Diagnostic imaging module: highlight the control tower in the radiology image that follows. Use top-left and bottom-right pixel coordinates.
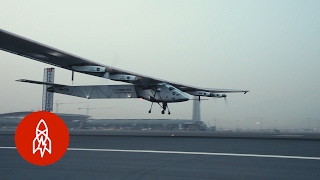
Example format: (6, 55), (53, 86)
(192, 98), (201, 121)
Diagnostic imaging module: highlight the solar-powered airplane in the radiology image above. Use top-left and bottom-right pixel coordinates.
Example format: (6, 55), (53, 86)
(0, 29), (249, 114)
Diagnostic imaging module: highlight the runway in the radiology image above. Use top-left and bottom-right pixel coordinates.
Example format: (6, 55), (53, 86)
(1, 133), (320, 179)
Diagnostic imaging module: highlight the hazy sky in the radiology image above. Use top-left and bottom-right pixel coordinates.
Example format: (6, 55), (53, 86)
(1, 0), (320, 130)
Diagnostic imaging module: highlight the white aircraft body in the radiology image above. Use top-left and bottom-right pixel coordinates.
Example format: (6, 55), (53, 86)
(0, 29), (249, 114)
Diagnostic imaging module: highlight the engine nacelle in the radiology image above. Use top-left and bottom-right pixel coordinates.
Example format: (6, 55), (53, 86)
(109, 74), (138, 81)
(187, 91), (211, 96)
(72, 66), (106, 72)
(187, 91), (226, 98)
(210, 93), (227, 98)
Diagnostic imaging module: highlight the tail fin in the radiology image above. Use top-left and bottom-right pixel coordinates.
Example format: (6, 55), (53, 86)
(42, 68), (55, 111)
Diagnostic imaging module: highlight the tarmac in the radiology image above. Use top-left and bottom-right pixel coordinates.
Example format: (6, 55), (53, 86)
(1, 130), (320, 179)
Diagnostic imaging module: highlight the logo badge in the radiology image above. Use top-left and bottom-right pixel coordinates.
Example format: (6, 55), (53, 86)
(33, 119), (52, 158)
(15, 111), (69, 166)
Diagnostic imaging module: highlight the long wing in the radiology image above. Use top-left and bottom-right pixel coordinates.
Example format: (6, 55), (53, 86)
(0, 29), (248, 94)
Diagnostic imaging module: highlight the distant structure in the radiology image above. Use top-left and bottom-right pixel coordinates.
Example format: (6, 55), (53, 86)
(191, 98), (216, 131)
(0, 111), (89, 129)
(83, 119), (207, 131)
(0, 111), (207, 131)
(0, 97), (208, 131)
(192, 98), (201, 121)
(42, 68), (55, 112)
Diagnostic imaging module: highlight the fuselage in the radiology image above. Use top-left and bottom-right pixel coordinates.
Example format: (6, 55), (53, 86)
(136, 83), (189, 103)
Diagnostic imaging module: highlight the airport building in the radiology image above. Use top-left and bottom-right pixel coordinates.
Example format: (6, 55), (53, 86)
(83, 119), (207, 131)
(0, 111), (207, 131)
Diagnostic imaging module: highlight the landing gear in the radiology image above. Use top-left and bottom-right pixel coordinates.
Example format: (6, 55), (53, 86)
(148, 101), (171, 115)
(148, 102), (154, 113)
(148, 89), (157, 113)
(161, 102), (171, 115)
(147, 87), (171, 115)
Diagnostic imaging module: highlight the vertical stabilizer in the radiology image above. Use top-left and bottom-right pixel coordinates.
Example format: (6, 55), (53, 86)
(42, 68), (55, 111)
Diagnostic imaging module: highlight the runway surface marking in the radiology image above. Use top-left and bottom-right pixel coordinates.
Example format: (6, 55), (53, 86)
(2, 146), (320, 161)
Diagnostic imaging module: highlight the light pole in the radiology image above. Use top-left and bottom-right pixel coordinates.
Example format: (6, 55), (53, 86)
(261, 118), (263, 131)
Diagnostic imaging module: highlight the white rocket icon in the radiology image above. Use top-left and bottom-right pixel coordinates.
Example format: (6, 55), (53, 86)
(33, 119), (51, 158)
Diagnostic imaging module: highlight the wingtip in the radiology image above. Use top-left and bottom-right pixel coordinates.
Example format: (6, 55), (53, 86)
(16, 79), (26, 82)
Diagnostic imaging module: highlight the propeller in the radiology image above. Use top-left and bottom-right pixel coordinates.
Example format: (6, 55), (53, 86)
(211, 93), (227, 105)
(223, 94), (228, 105)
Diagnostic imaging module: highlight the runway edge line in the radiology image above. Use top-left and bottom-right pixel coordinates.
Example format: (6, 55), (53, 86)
(2, 146), (319, 160)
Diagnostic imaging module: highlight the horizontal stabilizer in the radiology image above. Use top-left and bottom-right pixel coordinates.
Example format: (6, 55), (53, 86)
(16, 79), (65, 86)
(16, 79), (137, 99)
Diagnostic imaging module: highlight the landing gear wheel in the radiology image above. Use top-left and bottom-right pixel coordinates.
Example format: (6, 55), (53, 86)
(168, 112), (171, 115)
(148, 110), (151, 113)
(161, 110), (165, 114)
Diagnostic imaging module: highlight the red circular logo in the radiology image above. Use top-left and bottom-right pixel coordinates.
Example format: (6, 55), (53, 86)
(15, 111), (69, 166)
